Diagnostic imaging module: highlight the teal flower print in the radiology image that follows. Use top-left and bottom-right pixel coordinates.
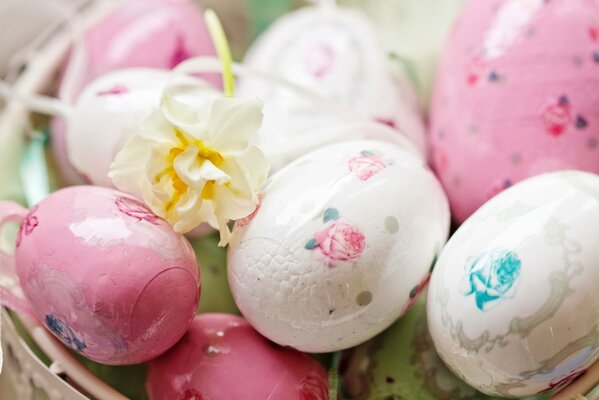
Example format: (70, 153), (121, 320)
(462, 248), (521, 311)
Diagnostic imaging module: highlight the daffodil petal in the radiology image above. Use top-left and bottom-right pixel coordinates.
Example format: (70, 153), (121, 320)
(207, 98), (264, 155)
(234, 145), (270, 191)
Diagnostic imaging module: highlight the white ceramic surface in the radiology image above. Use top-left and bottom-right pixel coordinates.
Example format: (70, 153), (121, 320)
(238, 6), (427, 171)
(427, 170), (599, 397)
(228, 139), (449, 353)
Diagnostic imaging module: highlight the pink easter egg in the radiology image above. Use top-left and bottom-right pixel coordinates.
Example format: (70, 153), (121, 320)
(51, 0), (217, 184)
(146, 314), (329, 400)
(429, 0), (599, 223)
(14, 186), (200, 365)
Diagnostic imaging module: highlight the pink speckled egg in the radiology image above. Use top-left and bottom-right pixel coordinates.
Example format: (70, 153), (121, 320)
(52, 0), (217, 184)
(429, 0), (599, 223)
(14, 186), (200, 365)
(146, 314), (329, 400)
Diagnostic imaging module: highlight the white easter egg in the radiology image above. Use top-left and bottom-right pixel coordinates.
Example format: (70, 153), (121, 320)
(66, 68), (220, 186)
(228, 139), (449, 353)
(238, 6), (426, 171)
(427, 171), (599, 397)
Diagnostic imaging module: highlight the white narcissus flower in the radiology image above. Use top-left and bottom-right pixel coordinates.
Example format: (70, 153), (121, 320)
(108, 93), (269, 246)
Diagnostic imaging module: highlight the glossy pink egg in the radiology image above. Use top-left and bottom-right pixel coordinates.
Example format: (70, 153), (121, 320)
(146, 314), (329, 400)
(15, 186), (200, 365)
(429, 0), (599, 223)
(51, 0), (217, 184)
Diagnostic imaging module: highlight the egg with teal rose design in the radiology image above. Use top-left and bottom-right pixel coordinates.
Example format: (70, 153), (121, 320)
(228, 138), (449, 353)
(427, 170), (599, 397)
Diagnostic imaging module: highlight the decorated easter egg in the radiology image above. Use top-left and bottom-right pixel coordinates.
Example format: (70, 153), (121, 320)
(237, 5), (427, 168)
(429, 0), (599, 223)
(64, 68), (220, 187)
(146, 314), (329, 400)
(228, 139), (449, 353)
(341, 294), (548, 400)
(14, 186), (200, 365)
(427, 171), (599, 397)
(52, 0), (216, 184)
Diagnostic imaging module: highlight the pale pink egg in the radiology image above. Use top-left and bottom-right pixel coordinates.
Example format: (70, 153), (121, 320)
(14, 186), (200, 365)
(146, 314), (329, 400)
(51, 0), (217, 184)
(429, 0), (599, 223)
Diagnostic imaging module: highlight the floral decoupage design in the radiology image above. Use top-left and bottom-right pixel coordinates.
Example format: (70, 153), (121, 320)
(347, 150), (391, 181)
(16, 205), (39, 248)
(305, 208), (365, 266)
(462, 248), (522, 311)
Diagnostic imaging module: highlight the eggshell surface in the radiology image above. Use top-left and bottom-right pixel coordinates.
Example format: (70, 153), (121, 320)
(427, 171), (599, 397)
(65, 69), (220, 187)
(146, 314), (329, 400)
(52, 0), (216, 184)
(228, 140), (449, 353)
(238, 6), (427, 168)
(14, 186), (200, 365)
(430, 0), (599, 223)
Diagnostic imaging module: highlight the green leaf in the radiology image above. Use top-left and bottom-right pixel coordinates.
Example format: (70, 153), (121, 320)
(305, 238), (318, 250)
(323, 208), (339, 222)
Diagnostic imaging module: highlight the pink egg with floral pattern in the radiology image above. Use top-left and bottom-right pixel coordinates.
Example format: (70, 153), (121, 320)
(146, 314), (329, 400)
(228, 139), (449, 352)
(430, 0), (599, 223)
(13, 186), (200, 365)
(51, 0), (217, 184)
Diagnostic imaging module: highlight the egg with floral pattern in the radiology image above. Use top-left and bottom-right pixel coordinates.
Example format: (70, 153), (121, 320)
(14, 186), (200, 365)
(429, 0), (599, 223)
(64, 68), (220, 187)
(146, 314), (328, 400)
(228, 139), (449, 352)
(427, 171), (599, 397)
(238, 5), (426, 172)
(51, 0), (216, 184)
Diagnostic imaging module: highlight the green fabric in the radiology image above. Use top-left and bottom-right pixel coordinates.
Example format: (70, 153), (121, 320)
(193, 233), (240, 315)
(248, 0), (295, 38)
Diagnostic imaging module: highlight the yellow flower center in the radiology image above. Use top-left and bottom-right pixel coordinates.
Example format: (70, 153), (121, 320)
(154, 128), (225, 212)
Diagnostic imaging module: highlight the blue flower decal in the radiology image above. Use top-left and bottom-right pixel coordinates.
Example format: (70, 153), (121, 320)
(462, 248), (521, 311)
(45, 314), (87, 353)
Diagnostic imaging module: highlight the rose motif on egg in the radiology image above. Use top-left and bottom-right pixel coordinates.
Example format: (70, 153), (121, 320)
(16, 206), (39, 248)
(461, 248), (521, 311)
(299, 374), (329, 400)
(305, 208), (365, 265)
(115, 196), (161, 225)
(347, 150), (389, 181)
(45, 314), (87, 353)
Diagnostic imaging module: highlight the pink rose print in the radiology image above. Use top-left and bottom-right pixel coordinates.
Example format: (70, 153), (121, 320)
(589, 25), (599, 43)
(542, 96), (571, 137)
(16, 206), (39, 248)
(179, 389), (206, 400)
(115, 196), (161, 225)
(305, 44), (335, 79)
(299, 375), (329, 400)
(466, 55), (487, 86)
(538, 368), (586, 394)
(305, 208), (365, 264)
(235, 194), (263, 230)
(374, 117), (397, 130)
(348, 150), (387, 181)
(96, 84), (128, 96)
